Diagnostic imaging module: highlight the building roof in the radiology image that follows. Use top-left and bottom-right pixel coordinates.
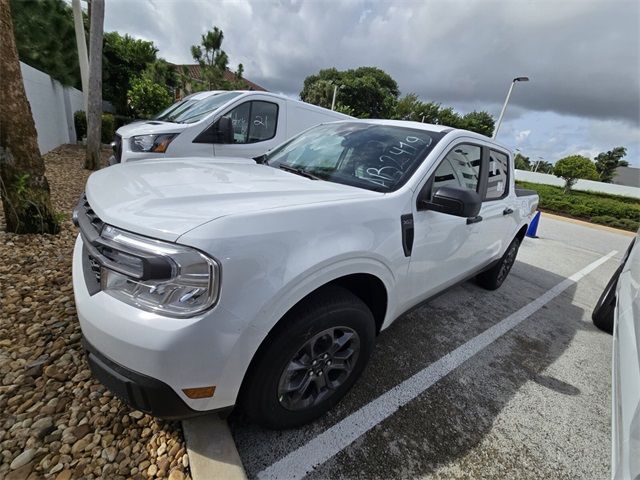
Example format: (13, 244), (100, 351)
(613, 166), (640, 187)
(173, 64), (267, 92)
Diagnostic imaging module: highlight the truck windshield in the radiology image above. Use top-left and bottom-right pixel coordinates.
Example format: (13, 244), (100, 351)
(266, 122), (443, 192)
(154, 92), (242, 124)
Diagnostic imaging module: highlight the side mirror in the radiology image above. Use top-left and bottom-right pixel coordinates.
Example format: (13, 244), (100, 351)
(192, 116), (234, 144)
(215, 116), (234, 144)
(421, 186), (482, 218)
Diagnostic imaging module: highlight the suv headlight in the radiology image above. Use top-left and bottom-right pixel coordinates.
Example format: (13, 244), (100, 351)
(130, 133), (178, 153)
(99, 225), (219, 317)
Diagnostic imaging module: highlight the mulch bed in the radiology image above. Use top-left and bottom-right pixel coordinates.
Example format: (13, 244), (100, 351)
(0, 145), (190, 480)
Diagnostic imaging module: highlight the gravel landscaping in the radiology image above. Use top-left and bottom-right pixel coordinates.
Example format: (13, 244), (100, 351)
(0, 145), (191, 480)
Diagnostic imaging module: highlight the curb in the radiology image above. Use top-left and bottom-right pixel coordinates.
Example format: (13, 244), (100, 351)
(182, 415), (247, 480)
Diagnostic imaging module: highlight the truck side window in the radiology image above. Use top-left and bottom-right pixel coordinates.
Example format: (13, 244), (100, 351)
(248, 101), (278, 142)
(221, 102), (250, 143)
(431, 144), (481, 197)
(486, 150), (509, 200)
(220, 101), (278, 144)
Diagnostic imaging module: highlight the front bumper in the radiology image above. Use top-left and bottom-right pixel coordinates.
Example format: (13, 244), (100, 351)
(84, 339), (202, 419)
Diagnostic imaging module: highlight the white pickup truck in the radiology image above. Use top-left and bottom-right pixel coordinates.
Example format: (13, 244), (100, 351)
(72, 119), (538, 428)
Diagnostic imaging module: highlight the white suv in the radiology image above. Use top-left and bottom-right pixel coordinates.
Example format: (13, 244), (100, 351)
(72, 120), (538, 428)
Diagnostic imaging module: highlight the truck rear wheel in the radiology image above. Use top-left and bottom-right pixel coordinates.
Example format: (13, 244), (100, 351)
(240, 285), (375, 429)
(476, 236), (521, 290)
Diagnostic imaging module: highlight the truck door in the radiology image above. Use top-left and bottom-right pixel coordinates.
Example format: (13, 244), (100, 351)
(404, 142), (491, 305)
(474, 148), (520, 261)
(212, 98), (286, 158)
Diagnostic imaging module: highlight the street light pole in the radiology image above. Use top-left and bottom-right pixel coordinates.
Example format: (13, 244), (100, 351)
(331, 85), (338, 111)
(493, 76), (529, 140)
(533, 156), (544, 172)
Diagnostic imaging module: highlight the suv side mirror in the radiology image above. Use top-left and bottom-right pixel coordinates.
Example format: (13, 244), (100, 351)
(421, 186), (482, 218)
(215, 116), (234, 144)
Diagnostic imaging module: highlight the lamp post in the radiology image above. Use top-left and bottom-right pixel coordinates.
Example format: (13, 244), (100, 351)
(493, 76), (529, 140)
(330, 83), (345, 111)
(533, 156), (544, 172)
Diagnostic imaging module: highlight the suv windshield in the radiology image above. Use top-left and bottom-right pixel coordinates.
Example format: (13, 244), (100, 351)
(266, 122), (443, 192)
(155, 92), (242, 124)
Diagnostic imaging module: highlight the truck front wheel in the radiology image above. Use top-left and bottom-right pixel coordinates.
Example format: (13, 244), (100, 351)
(240, 285), (376, 429)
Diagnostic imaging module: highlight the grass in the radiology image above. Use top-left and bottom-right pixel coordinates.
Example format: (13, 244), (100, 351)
(516, 181), (640, 232)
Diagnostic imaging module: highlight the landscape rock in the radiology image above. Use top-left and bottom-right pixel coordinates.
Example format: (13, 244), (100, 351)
(0, 146), (190, 480)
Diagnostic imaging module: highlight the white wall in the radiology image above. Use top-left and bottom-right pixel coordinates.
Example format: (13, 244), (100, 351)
(20, 61), (85, 154)
(515, 169), (640, 199)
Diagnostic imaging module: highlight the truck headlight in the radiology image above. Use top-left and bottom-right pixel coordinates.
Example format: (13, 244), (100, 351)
(130, 133), (178, 153)
(98, 226), (219, 317)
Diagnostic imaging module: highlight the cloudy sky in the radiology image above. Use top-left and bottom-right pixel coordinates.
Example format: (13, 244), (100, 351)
(104, 0), (640, 167)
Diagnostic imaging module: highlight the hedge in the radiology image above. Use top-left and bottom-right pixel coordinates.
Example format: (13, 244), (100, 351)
(516, 181), (640, 232)
(73, 111), (129, 144)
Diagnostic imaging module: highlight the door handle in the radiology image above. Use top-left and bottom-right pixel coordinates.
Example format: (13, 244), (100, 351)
(466, 215), (483, 225)
(503, 208), (514, 215)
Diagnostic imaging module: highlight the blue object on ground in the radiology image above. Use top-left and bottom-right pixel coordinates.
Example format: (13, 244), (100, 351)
(526, 211), (541, 238)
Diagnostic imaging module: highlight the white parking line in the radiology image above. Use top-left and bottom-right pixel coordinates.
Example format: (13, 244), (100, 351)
(257, 250), (618, 480)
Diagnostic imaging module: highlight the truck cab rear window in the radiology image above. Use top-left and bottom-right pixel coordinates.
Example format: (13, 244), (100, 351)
(486, 150), (509, 200)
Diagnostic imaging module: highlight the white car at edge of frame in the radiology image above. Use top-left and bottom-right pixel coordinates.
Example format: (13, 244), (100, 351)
(592, 231), (640, 480)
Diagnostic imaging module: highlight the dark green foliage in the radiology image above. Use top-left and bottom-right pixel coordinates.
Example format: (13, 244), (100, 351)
(517, 181), (640, 231)
(73, 111), (117, 143)
(103, 32), (157, 113)
(127, 77), (172, 118)
(594, 147), (629, 183)
(10, 0), (81, 87)
(101, 113), (114, 143)
(514, 153), (531, 170)
(553, 155), (599, 192)
(300, 67), (400, 118)
(74, 111), (87, 140)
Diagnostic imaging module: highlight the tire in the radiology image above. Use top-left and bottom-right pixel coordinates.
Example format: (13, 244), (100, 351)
(476, 236), (521, 291)
(240, 285), (376, 430)
(592, 268), (620, 334)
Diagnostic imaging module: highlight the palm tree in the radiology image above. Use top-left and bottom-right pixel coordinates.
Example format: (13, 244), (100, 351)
(0, 0), (59, 234)
(85, 0), (104, 170)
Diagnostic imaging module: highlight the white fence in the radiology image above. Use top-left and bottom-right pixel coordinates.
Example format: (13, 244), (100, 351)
(21, 62), (86, 155)
(515, 169), (640, 199)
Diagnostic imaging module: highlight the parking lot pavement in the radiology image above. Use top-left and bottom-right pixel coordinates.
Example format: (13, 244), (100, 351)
(229, 215), (632, 479)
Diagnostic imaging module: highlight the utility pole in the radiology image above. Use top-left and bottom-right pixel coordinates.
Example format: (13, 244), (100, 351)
(72, 0), (89, 111)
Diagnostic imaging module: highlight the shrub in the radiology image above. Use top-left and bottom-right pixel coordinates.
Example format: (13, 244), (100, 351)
(74, 110), (87, 140)
(101, 113), (115, 144)
(73, 111), (117, 144)
(127, 76), (172, 118)
(517, 180), (640, 232)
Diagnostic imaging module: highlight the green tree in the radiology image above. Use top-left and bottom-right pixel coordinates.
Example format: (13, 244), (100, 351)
(127, 76), (172, 118)
(301, 67), (399, 118)
(594, 147), (629, 183)
(393, 94), (440, 123)
(553, 155), (599, 193)
(460, 111), (494, 137)
(535, 160), (554, 174)
(102, 32), (158, 114)
(10, 0), (81, 87)
(191, 26), (229, 90)
(514, 153), (531, 170)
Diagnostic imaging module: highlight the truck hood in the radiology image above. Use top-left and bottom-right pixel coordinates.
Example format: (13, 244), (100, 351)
(116, 120), (190, 138)
(85, 158), (379, 242)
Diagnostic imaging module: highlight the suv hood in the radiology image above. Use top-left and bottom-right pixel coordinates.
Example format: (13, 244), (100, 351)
(85, 158), (379, 242)
(116, 120), (190, 138)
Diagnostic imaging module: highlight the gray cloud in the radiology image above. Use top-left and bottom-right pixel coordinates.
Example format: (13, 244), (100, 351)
(104, 0), (640, 124)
